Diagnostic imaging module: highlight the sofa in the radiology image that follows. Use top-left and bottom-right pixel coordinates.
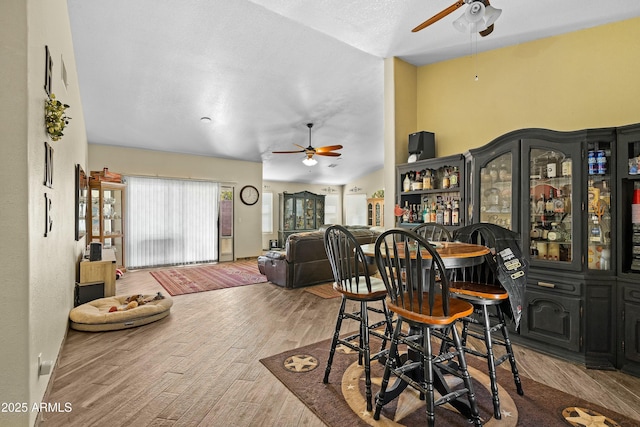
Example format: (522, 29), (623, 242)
(258, 226), (382, 289)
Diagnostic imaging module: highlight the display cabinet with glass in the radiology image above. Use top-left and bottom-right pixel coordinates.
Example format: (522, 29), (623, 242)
(395, 154), (465, 230)
(87, 180), (126, 269)
(278, 191), (325, 246)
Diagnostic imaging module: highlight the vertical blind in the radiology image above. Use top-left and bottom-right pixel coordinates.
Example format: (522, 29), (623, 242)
(125, 176), (219, 268)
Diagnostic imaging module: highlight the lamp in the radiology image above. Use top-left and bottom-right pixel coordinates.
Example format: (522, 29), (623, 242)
(453, 1), (501, 34)
(302, 156), (317, 166)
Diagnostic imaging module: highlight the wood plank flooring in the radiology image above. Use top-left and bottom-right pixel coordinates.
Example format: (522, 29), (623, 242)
(39, 267), (640, 426)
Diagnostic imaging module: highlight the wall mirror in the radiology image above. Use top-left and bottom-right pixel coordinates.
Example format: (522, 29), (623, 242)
(75, 164), (88, 241)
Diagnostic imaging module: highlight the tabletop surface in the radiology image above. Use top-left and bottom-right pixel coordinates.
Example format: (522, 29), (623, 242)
(360, 241), (490, 259)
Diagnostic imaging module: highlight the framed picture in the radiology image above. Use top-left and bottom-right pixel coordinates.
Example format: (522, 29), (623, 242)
(75, 164), (88, 241)
(44, 45), (53, 95)
(44, 141), (54, 188)
(44, 193), (53, 237)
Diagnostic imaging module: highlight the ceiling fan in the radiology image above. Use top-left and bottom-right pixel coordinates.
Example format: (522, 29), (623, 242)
(412, 0), (502, 37)
(272, 123), (343, 166)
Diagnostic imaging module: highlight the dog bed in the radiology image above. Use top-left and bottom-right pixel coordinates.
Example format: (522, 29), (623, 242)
(69, 294), (173, 332)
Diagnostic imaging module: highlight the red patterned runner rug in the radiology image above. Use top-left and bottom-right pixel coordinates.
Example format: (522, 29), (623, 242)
(150, 258), (267, 296)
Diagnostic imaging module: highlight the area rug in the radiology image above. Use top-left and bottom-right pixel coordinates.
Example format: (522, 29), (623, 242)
(150, 259), (267, 296)
(304, 283), (341, 299)
(260, 338), (639, 427)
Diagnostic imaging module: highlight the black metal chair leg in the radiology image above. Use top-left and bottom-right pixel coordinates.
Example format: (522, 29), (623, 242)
(481, 304), (501, 419)
(497, 306), (524, 396)
(324, 296), (347, 384)
(361, 300), (373, 412)
(451, 323), (483, 427)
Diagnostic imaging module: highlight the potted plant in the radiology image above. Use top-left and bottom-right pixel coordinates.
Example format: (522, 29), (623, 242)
(45, 93), (71, 141)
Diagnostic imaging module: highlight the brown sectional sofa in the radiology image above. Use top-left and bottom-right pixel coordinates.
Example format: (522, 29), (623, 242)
(257, 226), (381, 289)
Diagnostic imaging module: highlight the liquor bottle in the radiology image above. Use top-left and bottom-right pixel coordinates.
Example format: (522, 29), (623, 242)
(561, 157), (572, 177)
(408, 204), (415, 223)
(422, 204), (429, 223)
(589, 215), (602, 243)
(403, 174), (411, 192)
(412, 204), (419, 223)
(545, 188), (555, 213)
(423, 170), (432, 190)
(402, 201), (410, 223)
(547, 151), (558, 178)
(442, 168), (450, 189)
(450, 167), (459, 188)
(430, 202), (437, 223)
(435, 203), (444, 224)
(452, 200), (460, 226)
(443, 201), (452, 226)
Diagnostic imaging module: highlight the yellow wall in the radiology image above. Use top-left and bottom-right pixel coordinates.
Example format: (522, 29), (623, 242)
(416, 17), (640, 155)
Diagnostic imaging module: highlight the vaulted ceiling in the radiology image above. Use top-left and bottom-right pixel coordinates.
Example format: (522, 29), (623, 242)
(67, 0), (640, 185)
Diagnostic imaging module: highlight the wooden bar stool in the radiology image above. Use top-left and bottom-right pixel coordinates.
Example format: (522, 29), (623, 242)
(449, 224), (524, 420)
(373, 228), (482, 427)
(323, 225), (394, 412)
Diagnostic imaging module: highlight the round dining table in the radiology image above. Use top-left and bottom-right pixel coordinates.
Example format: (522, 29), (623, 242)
(360, 241), (490, 269)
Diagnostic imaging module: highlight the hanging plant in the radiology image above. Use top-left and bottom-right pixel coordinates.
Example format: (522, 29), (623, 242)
(45, 93), (71, 141)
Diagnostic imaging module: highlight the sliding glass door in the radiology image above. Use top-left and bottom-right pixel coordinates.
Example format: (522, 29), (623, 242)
(126, 176), (219, 268)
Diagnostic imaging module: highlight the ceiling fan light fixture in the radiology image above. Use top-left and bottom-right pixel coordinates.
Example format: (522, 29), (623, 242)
(484, 5), (502, 27)
(302, 157), (318, 166)
(453, 1), (488, 33)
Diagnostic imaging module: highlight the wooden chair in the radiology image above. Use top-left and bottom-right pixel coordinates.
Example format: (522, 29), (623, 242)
(372, 228), (482, 427)
(412, 222), (453, 242)
(322, 225), (394, 412)
(449, 223), (524, 420)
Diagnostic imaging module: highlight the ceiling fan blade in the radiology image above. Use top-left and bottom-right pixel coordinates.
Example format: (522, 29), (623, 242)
(412, 0), (465, 33)
(272, 149), (305, 154)
(315, 144), (343, 153)
(315, 152), (341, 157)
(479, 23), (494, 37)
(294, 143), (308, 150)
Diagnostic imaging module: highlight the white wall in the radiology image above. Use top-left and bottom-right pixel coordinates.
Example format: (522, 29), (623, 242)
(88, 145), (263, 259)
(0, 0), (88, 425)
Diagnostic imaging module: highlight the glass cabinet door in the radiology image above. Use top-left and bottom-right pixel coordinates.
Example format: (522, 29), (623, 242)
(316, 197), (325, 227)
(586, 140), (612, 271)
(479, 152), (513, 230)
(295, 197), (304, 229)
(284, 197), (294, 230)
(525, 140), (581, 271)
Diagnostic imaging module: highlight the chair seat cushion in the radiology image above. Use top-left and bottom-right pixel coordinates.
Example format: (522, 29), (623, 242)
(450, 281), (509, 301)
(333, 276), (387, 300)
(69, 294), (173, 331)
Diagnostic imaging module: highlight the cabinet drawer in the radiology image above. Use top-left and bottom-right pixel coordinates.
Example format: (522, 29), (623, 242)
(622, 284), (640, 304)
(527, 278), (582, 296)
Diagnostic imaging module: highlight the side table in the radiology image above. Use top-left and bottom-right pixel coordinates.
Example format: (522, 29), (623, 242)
(78, 248), (117, 298)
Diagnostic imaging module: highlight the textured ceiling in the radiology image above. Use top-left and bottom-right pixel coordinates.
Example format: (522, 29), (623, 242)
(67, 0), (640, 185)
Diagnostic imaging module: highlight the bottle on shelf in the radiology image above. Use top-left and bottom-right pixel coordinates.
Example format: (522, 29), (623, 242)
(430, 202), (437, 223)
(545, 188), (555, 213)
(423, 170), (432, 190)
(443, 201), (452, 226)
(435, 202), (444, 225)
(402, 201), (410, 223)
(422, 204), (429, 223)
(561, 157), (572, 177)
(442, 168), (450, 189)
(450, 167), (459, 188)
(452, 200), (460, 226)
(546, 151), (558, 178)
(403, 174), (411, 192)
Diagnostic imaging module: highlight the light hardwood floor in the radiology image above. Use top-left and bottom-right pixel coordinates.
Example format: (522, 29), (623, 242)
(40, 267), (640, 426)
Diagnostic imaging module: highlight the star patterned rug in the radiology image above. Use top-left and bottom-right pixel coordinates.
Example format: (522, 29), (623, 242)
(260, 338), (638, 426)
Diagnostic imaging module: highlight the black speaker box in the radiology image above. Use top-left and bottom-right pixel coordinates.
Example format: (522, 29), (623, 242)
(408, 131), (435, 160)
(89, 242), (102, 261)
